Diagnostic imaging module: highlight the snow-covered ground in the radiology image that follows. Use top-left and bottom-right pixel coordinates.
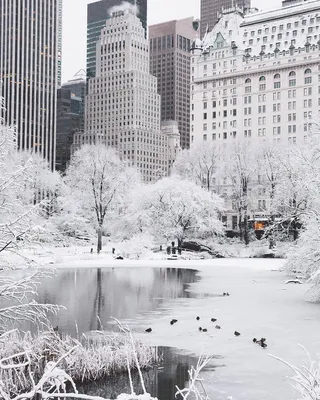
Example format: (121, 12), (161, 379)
(5, 244), (319, 400)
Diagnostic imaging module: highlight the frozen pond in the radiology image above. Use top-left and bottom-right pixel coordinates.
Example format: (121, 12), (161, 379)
(8, 260), (320, 399)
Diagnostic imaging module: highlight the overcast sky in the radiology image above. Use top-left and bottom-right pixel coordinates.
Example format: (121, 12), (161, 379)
(62, 0), (281, 83)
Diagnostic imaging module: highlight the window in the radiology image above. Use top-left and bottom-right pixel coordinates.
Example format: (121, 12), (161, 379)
(304, 87), (312, 96)
(203, 102), (207, 109)
(212, 133), (216, 140)
(304, 99), (312, 107)
(273, 103), (280, 112)
(259, 84), (266, 91)
(203, 113), (207, 120)
(212, 111), (216, 118)
(274, 81), (280, 89)
(213, 101), (216, 107)
(203, 123), (207, 131)
(203, 134), (207, 140)
(258, 105), (266, 113)
(223, 132), (227, 139)
(245, 78), (251, 83)
(288, 89), (296, 98)
(305, 76), (312, 84)
(259, 76), (266, 81)
(258, 94), (266, 102)
(305, 68), (312, 75)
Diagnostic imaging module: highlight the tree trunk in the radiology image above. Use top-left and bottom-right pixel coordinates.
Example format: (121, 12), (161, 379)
(292, 196), (298, 241)
(269, 215), (275, 250)
(238, 212), (243, 241)
(242, 175), (250, 245)
(269, 180), (276, 249)
(243, 211), (249, 246)
(97, 226), (102, 254)
(292, 218), (299, 241)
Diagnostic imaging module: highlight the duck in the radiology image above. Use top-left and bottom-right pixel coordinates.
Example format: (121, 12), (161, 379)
(202, 328), (208, 332)
(253, 337), (267, 347)
(215, 325), (221, 329)
(234, 331), (241, 336)
(170, 319), (178, 325)
(211, 318), (217, 322)
(260, 342), (268, 348)
(145, 328), (152, 333)
(53, 326), (59, 332)
(223, 292), (230, 296)
(199, 327), (202, 331)
(196, 316), (200, 320)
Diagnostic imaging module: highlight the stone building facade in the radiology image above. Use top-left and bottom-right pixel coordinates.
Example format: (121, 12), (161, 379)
(74, 10), (180, 181)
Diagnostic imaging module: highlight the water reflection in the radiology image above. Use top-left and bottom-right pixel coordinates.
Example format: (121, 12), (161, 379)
(17, 267), (199, 336)
(77, 347), (208, 400)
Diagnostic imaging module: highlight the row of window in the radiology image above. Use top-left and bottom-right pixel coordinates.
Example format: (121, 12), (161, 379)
(201, 126), (300, 142)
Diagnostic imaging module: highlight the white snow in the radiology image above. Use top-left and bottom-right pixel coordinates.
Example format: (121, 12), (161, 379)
(5, 244), (320, 399)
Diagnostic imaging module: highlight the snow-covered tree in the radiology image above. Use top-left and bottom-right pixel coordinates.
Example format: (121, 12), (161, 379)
(224, 141), (258, 245)
(284, 135), (320, 299)
(173, 141), (222, 192)
(0, 128), (61, 254)
(65, 145), (140, 252)
(272, 144), (310, 241)
(129, 176), (224, 247)
(255, 142), (284, 247)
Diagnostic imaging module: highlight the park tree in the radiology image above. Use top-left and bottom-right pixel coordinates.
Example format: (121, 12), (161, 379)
(224, 141), (257, 245)
(0, 122), (61, 254)
(255, 142), (284, 248)
(284, 134), (320, 299)
(65, 145), (140, 252)
(173, 141), (222, 192)
(272, 144), (310, 241)
(129, 176), (224, 247)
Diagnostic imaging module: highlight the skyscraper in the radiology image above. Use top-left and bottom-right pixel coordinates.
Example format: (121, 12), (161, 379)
(87, 0), (147, 80)
(149, 18), (196, 149)
(74, 10), (180, 181)
(0, 0), (62, 170)
(56, 73), (86, 173)
(200, 0), (251, 38)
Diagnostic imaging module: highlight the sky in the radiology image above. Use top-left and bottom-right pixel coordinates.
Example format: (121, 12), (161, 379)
(62, 0), (281, 83)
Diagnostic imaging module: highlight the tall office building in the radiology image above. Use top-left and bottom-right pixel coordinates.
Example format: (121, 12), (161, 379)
(149, 18), (197, 149)
(74, 10), (180, 181)
(87, 0), (147, 80)
(200, 0), (251, 38)
(56, 73), (86, 172)
(0, 0), (62, 170)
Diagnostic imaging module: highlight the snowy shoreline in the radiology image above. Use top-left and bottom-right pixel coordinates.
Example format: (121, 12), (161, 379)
(11, 243), (287, 271)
